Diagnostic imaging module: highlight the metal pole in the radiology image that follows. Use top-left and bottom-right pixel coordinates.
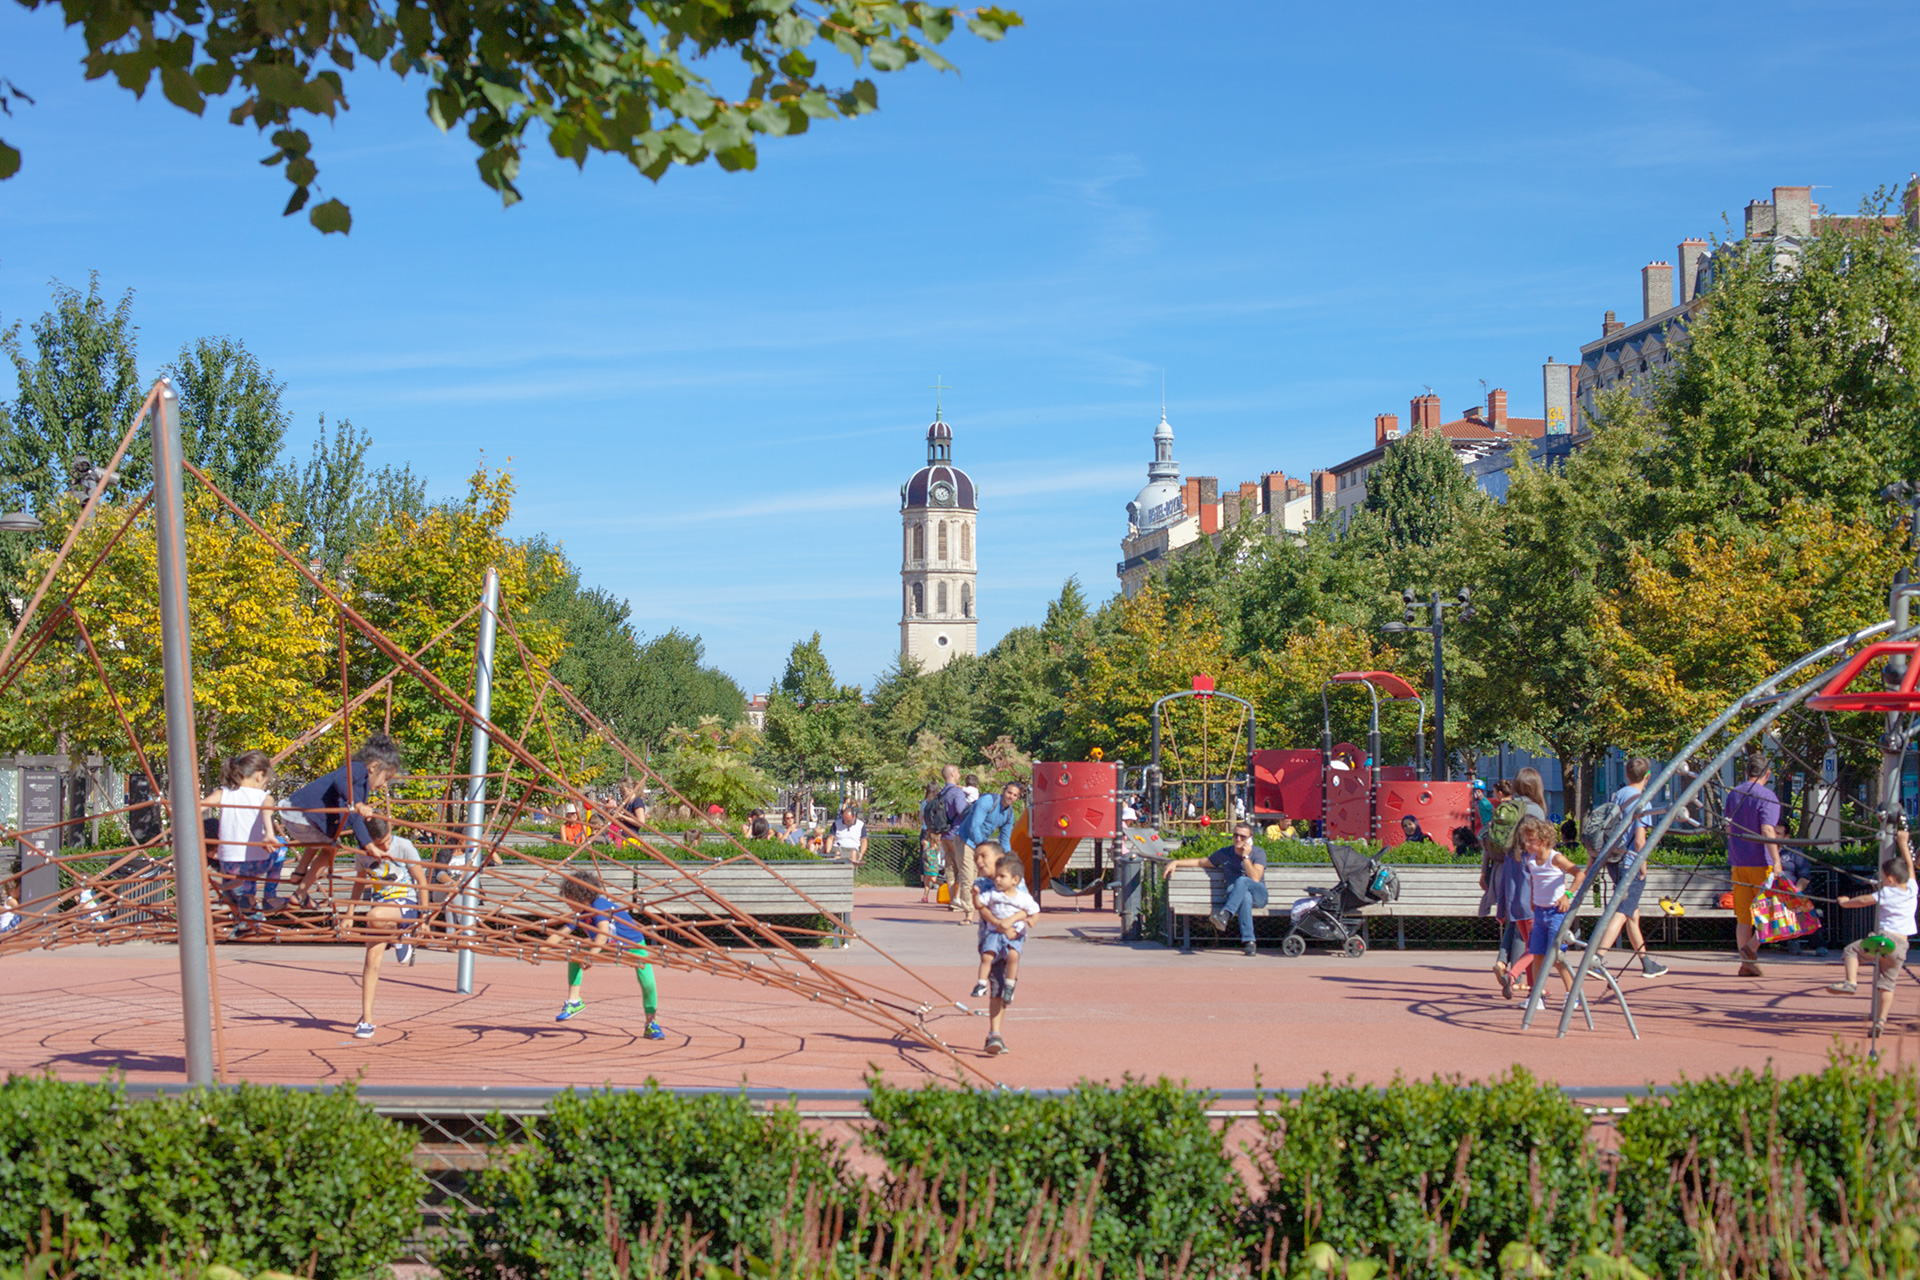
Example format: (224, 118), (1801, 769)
(456, 566), (499, 995)
(153, 378), (215, 1084)
(1431, 592), (1448, 782)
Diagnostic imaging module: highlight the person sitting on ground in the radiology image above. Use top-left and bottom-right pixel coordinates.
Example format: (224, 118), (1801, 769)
(551, 867), (664, 1039)
(1828, 828), (1916, 1034)
(285, 732), (402, 908)
(350, 816), (426, 1040)
(1165, 822), (1267, 957)
(1506, 816), (1580, 999)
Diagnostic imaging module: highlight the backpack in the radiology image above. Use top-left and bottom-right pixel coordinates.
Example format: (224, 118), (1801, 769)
(1581, 800), (1629, 864)
(1368, 860), (1400, 903)
(1486, 797), (1524, 854)
(925, 786), (963, 837)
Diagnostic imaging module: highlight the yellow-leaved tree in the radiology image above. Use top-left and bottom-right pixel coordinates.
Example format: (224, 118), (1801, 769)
(1, 491), (334, 783)
(1251, 620), (1418, 754)
(1593, 501), (1907, 781)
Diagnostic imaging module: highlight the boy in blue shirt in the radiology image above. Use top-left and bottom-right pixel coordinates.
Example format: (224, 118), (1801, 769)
(552, 868), (664, 1040)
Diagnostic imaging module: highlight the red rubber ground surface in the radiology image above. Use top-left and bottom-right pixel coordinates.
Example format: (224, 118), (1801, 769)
(0, 888), (1906, 1090)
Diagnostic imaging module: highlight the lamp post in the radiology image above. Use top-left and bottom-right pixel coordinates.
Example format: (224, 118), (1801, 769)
(1380, 587), (1476, 781)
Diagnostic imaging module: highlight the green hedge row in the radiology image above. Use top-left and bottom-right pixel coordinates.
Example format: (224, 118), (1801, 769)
(10, 1061), (1920, 1278)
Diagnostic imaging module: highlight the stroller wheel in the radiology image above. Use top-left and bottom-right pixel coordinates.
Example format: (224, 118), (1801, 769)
(1281, 933), (1307, 958)
(1344, 935), (1367, 959)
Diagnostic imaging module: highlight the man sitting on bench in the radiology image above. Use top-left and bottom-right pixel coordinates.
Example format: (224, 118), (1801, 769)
(1166, 822), (1266, 956)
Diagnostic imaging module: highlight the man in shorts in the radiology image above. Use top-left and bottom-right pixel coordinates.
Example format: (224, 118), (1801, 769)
(1725, 754), (1786, 978)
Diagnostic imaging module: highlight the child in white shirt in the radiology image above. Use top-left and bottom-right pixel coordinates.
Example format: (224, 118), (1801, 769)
(1829, 829), (1917, 1032)
(200, 751), (278, 923)
(968, 842), (1039, 1056)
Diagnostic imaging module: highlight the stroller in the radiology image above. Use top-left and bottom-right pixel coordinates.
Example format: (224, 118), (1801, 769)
(1281, 842), (1398, 958)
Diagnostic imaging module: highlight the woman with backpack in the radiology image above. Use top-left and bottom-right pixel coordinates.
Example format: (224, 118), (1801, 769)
(1479, 780), (1533, 998)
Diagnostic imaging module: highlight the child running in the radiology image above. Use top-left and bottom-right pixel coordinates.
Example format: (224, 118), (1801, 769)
(1506, 816), (1580, 998)
(285, 733), (404, 908)
(201, 751), (279, 929)
(552, 868), (665, 1040)
(968, 841), (1037, 1056)
(351, 816), (426, 1040)
(1828, 827), (1917, 1034)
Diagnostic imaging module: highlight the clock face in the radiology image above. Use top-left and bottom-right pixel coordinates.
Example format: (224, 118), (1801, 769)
(930, 480), (955, 506)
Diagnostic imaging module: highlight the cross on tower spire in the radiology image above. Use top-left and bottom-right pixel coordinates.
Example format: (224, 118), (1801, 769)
(930, 375), (952, 420)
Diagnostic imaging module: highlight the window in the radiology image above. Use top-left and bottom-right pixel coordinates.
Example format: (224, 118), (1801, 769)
(961, 583), (972, 617)
(938, 521), (948, 561)
(911, 582), (923, 615)
(960, 522), (971, 562)
(937, 581), (948, 615)
(912, 524), (924, 561)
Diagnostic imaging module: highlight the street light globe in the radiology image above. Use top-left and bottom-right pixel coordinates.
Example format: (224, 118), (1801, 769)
(0, 512), (43, 532)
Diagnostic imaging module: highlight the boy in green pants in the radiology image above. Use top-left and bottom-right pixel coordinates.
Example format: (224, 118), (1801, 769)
(553, 868), (665, 1039)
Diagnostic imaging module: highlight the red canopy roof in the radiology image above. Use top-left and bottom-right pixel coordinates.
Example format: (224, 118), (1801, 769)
(1331, 670), (1421, 700)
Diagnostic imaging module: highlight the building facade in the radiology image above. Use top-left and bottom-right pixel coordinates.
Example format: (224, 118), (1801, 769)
(899, 413), (978, 671)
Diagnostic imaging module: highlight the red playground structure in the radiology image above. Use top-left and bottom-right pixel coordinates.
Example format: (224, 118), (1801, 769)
(1026, 760), (1125, 910)
(1249, 671), (1473, 848)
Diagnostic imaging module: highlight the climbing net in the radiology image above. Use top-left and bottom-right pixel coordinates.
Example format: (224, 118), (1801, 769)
(0, 382), (986, 1082)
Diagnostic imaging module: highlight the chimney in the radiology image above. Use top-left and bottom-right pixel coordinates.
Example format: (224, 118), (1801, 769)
(1312, 470), (1335, 521)
(1905, 175), (1919, 234)
(1196, 477), (1219, 534)
(1409, 393), (1441, 433)
(1641, 261), (1673, 319)
(1221, 490), (1241, 528)
(1463, 404), (1485, 424)
(1487, 387), (1508, 429)
(1261, 470), (1287, 513)
(1773, 186), (1813, 238)
(1602, 309), (1624, 337)
(1677, 239), (1708, 303)
(1239, 480), (1259, 518)
(1745, 198), (1775, 240)
(1543, 359), (1576, 436)
(1374, 413), (1400, 446)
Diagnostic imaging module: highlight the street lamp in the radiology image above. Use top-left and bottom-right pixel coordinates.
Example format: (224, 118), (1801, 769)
(0, 512), (42, 532)
(1380, 586), (1476, 781)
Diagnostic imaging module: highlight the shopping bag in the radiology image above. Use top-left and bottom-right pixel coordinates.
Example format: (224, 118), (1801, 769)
(1751, 875), (1820, 944)
(937, 883), (951, 905)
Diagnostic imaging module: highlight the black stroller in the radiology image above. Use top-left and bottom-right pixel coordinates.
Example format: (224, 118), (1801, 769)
(1281, 842), (1398, 958)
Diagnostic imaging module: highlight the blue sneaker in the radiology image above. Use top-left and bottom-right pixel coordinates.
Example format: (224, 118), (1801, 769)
(555, 999), (586, 1022)
(644, 1020), (666, 1040)
(393, 943), (413, 966)
(352, 1021), (376, 1039)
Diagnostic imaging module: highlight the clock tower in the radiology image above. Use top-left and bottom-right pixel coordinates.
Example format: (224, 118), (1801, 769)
(899, 409), (978, 671)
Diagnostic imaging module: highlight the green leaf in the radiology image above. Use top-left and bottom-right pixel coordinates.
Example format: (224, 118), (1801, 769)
(0, 139), (17, 180)
(770, 12), (816, 48)
(867, 38), (909, 72)
(308, 198), (351, 234)
(281, 185), (310, 216)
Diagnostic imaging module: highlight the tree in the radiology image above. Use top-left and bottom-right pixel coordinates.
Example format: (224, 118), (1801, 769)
(1062, 589), (1248, 768)
(1252, 620), (1414, 753)
(1648, 206), (1920, 534)
(761, 633), (871, 793)
(0, 490), (334, 781)
(164, 335), (293, 514)
(865, 726), (955, 815)
(1234, 521), (1391, 657)
(661, 716), (774, 816)
(1365, 425), (1486, 551)
(7, 0), (1021, 232)
(0, 274), (148, 512)
(278, 415), (428, 577)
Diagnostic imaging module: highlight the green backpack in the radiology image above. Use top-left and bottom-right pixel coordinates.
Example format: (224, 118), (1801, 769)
(1486, 797), (1525, 854)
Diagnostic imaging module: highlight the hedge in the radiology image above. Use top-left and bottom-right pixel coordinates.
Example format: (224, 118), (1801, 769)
(0, 1077), (420, 1279)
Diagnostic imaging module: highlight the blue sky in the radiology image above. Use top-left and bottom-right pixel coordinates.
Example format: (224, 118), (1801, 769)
(4, 1), (1919, 694)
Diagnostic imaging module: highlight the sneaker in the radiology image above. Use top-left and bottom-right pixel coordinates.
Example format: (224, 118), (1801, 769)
(1640, 960), (1669, 979)
(555, 999), (586, 1022)
(971, 980), (990, 998)
(999, 979), (1017, 1004)
(1828, 981), (1858, 995)
(393, 943), (414, 966)
(1242, 942), (1258, 957)
(1495, 962), (1514, 1000)
(1209, 909), (1233, 932)
(644, 1021), (666, 1040)
(985, 1034), (1008, 1056)
(352, 1021), (376, 1039)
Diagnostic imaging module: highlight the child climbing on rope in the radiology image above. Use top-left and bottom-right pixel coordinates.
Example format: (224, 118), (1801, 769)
(552, 867), (665, 1040)
(351, 816), (426, 1040)
(200, 750), (279, 927)
(1828, 827), (1916, 1035)
(1506, 816), (1580, 999)
(284, 732), (404, 908)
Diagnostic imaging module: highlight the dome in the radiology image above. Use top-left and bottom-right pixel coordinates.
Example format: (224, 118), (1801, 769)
(1128, 479), (1185, 531)
(902, 463), (976, 511)
(927, 419), (952, 442)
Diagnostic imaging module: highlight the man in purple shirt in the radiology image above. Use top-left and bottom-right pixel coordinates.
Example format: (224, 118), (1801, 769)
(1725, 754), (1785, 978)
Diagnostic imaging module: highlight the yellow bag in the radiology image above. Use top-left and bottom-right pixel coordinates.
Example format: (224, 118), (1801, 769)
(937, 883), (952, 905)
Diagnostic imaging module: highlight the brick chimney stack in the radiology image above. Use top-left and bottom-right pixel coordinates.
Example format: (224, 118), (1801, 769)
(1374, 413), (1400, 446)
(1602, 309), (1624, 337)
(1409, 393), (1441, 434)
(1774, 186), (1813, 238)
(1677, 239), (1708, 304)
(1487, 387), (1507, 430)
(1642, 262), (1673, 320)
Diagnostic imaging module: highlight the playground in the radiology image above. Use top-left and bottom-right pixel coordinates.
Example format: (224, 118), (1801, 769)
(0, 883), (1901, 1091)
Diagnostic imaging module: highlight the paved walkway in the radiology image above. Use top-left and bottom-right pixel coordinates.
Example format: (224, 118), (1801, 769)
(0, 888), (1906, 1091)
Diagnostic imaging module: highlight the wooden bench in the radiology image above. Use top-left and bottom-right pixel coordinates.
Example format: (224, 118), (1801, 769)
(1166, 861), (1606, 952)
